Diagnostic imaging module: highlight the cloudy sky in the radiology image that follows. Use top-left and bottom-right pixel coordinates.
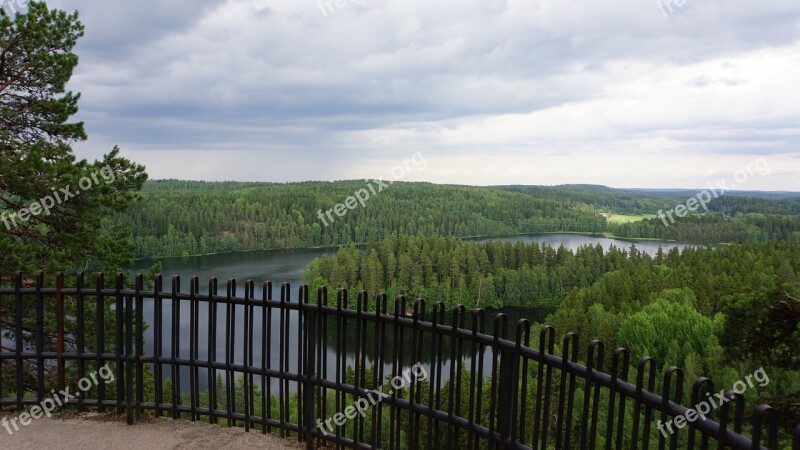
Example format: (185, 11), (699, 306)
(44, 0), (800, 190)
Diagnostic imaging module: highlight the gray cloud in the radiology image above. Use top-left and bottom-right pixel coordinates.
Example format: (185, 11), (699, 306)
(44, 0), (800, 189)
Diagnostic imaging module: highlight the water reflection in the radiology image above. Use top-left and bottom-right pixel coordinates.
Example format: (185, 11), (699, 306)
(129, 234), (690, 395)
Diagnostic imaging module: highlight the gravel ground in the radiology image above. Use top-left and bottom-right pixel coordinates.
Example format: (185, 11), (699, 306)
(0, 412), (304, 449)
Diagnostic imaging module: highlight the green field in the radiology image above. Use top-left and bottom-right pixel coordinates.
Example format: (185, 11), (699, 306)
(605, 213), (657, 224)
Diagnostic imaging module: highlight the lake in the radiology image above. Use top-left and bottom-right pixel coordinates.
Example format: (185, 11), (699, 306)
(131, 233), (691, 292)
(128, 234), (691, 393)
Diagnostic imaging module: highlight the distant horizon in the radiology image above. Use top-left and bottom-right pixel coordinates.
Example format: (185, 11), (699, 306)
(143, 178), (800, 195)
(38, 0), (800, 191)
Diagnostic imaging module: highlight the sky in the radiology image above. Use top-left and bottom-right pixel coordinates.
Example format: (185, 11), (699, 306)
(42, 0), (800, 190)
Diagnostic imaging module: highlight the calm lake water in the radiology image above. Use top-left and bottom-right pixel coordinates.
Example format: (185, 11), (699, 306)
(128, 234), (691, 393)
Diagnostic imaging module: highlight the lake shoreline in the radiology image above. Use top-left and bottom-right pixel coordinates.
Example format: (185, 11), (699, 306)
(133, 231), (695, 262)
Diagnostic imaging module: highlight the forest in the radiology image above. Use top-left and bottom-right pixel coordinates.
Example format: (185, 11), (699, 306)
(302, 235), (800, 439)
(122, 180), (800, 259)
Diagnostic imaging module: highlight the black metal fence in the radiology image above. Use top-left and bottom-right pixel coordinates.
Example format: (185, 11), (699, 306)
(1, 272), (799, 449)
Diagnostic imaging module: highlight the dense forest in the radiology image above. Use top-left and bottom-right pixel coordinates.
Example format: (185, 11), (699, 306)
(609, 214), (800, 242)
(122, 180), (800, 259)
(302, 235), (800, 438)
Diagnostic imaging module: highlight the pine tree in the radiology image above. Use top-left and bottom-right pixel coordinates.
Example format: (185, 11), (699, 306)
(0, 2), (147, 275)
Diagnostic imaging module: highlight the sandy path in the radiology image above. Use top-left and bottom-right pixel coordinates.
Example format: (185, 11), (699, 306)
(0, 413), (304, 449)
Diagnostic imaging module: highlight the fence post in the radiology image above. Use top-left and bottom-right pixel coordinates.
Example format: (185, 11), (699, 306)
(56, 272), (65, 407)
(793, 423), (800, 450)
(125, 291), (134, 424)
(304, 308), (317, 450)
(497, 347), (518, 449)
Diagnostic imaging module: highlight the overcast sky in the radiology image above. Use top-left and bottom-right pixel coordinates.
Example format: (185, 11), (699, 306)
(45, 0), (800, 190)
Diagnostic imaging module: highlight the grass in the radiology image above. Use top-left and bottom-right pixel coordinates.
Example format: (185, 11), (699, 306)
(605, 213), (657, 224)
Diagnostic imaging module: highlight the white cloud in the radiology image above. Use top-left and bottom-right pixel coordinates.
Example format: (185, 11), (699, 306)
(45, 0), (800, 189)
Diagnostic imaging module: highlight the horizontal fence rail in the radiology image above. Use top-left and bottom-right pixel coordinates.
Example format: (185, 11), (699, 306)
(0, 272), (799, 449)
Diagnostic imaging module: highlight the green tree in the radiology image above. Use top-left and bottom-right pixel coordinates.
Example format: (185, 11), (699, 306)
(0, 2), (147, 275)
(616, 297), (723, 364)
(0, 2), (147, 393)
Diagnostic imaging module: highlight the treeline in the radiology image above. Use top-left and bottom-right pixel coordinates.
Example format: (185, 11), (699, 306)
(499, 184), (677, 214)
(303, 235), (800, 437)
(303, 235), (647, 308)
(547, 240), (800, 433)
(609, 214), (800, 243)
(123, 180), (607, 258)
(122, 180), (800, 259)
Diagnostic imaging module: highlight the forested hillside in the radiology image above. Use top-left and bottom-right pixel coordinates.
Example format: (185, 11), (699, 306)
(122, 180), (800, 259)
(609, 214), (800, 242)
(302, 236), (800, 436)
(123, 180), (608, 258)
(303, 235), (642, 308)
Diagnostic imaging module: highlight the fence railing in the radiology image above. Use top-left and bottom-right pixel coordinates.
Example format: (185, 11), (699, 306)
(0, 272), (798, 449)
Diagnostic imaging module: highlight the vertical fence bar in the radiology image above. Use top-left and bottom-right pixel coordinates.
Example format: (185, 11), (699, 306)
(56, 273), (65, 411)
(717, 391), (738, 450)
(390, 296), (404, 450)
(225, 278), (235, 427)
(14, 272), (23, 412)
(451, 306), (467, 449)
(189, 276), (199, 422)
(279, 282), (288, 436)
(297, 285), (308, 442)
(733, 392), (746, 436)
(471, 308), (486, 450)
(373, 294), (387, 449)
(336, 288), (348, 448)
(304, 300), (317, 450)
(34, 271), (44, 403)
(749, 405), (776, 450)
(208, 277), (218, 424)
(125, 274), (135, 425)
(660, 367), (683, 450)
(154, 274), (163, 417)
(0, 275), (5, 401)
(115, 272), (125, 413)
(427, 302), (442, 449)
(632, 357), (657, 450)
(687, 378), (712, 449)
(534, 326), (555, 450)
(608, 348), (630, 450)
(318, 287), (329, 447)
(34, 271), (44, 404)
(354, 291), (365, 445)
(434, 303), (447, 448)
(262, 280), (273, 434)
(135, 274), (144, 419)
(171, 275), (181, 420)
(95, 272), (106, 412)
(589, 342), (604, 450)
(642, 363), (658, 449)
(579, 340), (604, 449)
(76, 272), (86, 412)
(56, 271), (65, 410)
(244, 280), (253, 432)
(556, 332), (579, 450)
(410, 299), (426, 450)
(792, 424), (799, 450)
(490, 313), (509, 449)
(512, 319), (531, 449)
